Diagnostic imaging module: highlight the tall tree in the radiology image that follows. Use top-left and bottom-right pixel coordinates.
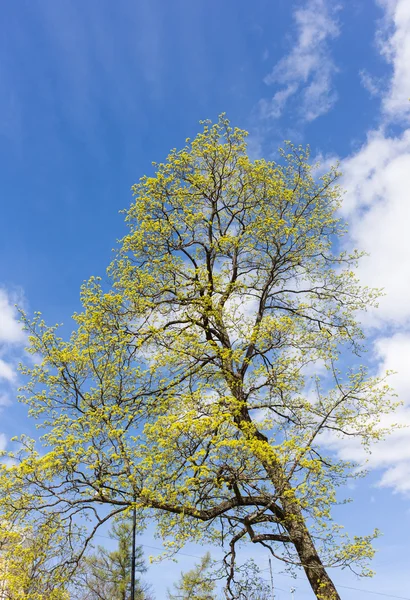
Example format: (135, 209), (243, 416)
(0, 116), (397, 600)
(167, 553), (215, 600)
(77, 519), (148, 600)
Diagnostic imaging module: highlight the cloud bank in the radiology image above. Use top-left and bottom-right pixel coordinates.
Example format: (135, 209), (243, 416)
(333, 0), (410, 494)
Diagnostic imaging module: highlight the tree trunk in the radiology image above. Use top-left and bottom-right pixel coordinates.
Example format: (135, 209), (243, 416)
(265, 465), (341, 599)
(282, 502), (341, 600)
(234, 398), (342, 599)
(249, 435), (341, 598)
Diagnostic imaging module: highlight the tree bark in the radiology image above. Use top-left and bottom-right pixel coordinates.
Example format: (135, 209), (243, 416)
(236, 410), (341, 600)
(281, 496), (341, 600)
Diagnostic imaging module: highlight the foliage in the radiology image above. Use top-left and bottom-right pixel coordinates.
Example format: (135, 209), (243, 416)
(167, 552), (216, 600)
(0, 520), (70, 600)
(0, 116), (398, 600)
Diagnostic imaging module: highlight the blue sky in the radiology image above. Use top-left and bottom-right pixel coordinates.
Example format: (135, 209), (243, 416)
(1, 1), (410, 598)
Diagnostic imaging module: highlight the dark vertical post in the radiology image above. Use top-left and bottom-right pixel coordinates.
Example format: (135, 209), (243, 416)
(130, 499), (137, 600)
(269, 558), (274, 600)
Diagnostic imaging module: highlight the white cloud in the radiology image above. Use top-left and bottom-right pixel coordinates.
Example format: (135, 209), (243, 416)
(259, 84), (297, 120)
(261, 0), (339, 122)
(0, 288), (25, 344)
(0, 287), (26, 390)
(376, 0), (410, 121)
(0, 433), (6, 452)
(359, 69), (382, 98)
(324, 333), (410, 495)
(326, 0), (410, 495)
(0, 393), (11, 407)
(0, 358), (16, 383)
(341, 128), (410, 327)
(337, 0), (410, 331)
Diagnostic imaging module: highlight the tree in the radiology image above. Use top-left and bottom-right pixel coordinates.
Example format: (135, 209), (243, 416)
(0, 520), (70, 600)
(0, 116), (397, 600)
(167, 552), (216, 600)
(223, 574), (271, 600)
(76, 518), (149, 600)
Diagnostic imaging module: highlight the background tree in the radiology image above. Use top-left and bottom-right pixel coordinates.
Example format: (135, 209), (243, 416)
(76, 518), (150, 600)
(167, 552), (216, 600)
(0, 116), (397, 600)
(224, 574), (272, 600)
(0, 520), (70, 600)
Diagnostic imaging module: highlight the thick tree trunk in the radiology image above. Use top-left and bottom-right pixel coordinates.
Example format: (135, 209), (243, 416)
(263, 462), (341, 599)
(233, 395), (342, 599)
(282, 501), (341, 600)
(243, 424), (341, 598)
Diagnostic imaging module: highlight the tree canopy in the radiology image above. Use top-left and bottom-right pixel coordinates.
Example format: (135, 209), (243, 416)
(0, 116), (396, 600)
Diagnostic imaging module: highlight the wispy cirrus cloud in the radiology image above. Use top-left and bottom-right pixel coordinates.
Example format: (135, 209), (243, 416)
(359, 69), (383, 98)
(260, 0), (340, 122)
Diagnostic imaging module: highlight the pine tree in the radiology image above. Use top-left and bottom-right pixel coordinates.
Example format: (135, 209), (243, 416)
(79, 519), (149, 600)
(167, 553), (216, 600)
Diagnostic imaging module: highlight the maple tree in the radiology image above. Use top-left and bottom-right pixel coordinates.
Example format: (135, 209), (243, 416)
(0, 116), (396, 599)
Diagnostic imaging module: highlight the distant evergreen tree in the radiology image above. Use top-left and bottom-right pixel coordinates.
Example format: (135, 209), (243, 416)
(167, 553), (216, 600)
(79, 519), (151, 600)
